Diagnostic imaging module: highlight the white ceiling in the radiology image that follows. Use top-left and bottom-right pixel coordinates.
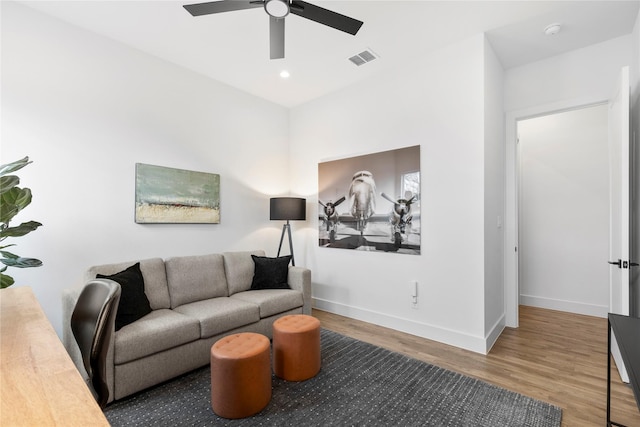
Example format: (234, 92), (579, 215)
(19, 0), (640, 108)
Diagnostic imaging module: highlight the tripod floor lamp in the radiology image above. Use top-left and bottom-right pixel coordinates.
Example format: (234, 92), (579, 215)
(270, 197), (306, 266)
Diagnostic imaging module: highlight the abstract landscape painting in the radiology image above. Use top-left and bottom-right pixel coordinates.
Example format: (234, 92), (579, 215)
(135, 163), (220, 224)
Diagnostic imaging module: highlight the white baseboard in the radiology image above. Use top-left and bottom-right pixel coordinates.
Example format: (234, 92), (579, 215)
(519, 294), (608, 318)
(485, 314), (506, 353)
(313, 297), (491, 355)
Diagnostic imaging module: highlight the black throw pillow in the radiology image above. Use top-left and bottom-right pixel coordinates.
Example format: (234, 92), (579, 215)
(250, 255), (291, 290)
(97, 262), (152, 331)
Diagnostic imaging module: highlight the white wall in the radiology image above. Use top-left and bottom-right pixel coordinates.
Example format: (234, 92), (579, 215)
(518, 105), (609, 316)
(503, 35), (634, 324)
(505, 35), (633, 113)
(290, 34), (495, 353)
(483, 37), (505, 350)
(1, 2), (290, 336)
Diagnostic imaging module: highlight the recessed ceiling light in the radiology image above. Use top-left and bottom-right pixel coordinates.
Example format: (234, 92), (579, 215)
(544, 23), (561, 36)
(280, 70), (290, 79)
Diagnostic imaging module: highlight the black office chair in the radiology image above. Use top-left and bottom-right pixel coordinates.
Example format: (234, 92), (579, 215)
(71, 279), (121, 408)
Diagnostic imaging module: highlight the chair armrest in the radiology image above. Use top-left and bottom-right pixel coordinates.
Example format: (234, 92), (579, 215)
(288, 266), (312, 315)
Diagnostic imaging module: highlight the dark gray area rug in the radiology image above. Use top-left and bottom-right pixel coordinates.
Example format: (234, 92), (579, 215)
(104, 329), (562, 426)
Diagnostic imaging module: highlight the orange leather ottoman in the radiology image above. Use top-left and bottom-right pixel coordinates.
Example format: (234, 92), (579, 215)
(210, 333), (271, 419)
(272, 314), (321, 381)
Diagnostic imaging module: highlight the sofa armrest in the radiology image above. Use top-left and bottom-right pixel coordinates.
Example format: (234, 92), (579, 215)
(62, 285), (117, 404)
(288, 266), (312, 315)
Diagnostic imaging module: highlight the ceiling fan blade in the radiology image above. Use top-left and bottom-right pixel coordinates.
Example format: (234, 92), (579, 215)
(290, 0), (363, 35)
(270, 17), (285, 59)
(183, 0), (263, 17)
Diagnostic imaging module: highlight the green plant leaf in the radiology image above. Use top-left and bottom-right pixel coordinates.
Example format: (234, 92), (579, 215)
(0, 187), (32, 224)
(0, 250), (18, 259)
(0, 175), (19, 195)
(0, 157), (42, 287)
(0, 205), (19, 225)
(1, 257), (43, 268)
(0, 221), (42, 238)
(1, 186), (32, 210)
(0, 273), (15, 289)
(0, 157), (31, 177)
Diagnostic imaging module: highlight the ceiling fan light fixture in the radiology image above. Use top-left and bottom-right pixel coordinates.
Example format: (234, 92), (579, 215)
(265, 0), (289, 18)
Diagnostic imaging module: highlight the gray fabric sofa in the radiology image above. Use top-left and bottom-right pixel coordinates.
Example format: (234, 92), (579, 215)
(61, 250), (311, 404)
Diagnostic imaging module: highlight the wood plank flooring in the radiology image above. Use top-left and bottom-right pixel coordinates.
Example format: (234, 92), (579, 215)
(313, 305), (640, 427)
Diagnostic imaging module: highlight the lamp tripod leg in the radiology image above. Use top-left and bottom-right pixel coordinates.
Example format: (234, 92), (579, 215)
(286, 223), (295, 266)
(277, 223), (287, 258)
(276, 222), (295, 266)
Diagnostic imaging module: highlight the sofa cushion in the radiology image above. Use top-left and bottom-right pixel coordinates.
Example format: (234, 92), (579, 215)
(165, 254), (228, 309)
(250, 255), (291, 290)
(230, 289), (304, 318)
(86, 258), (171, 310)
(114, 309), (200, 364)
(223, 250), (265, 295)
(97, 262), (152, 331)
(174, 297), (260, 339)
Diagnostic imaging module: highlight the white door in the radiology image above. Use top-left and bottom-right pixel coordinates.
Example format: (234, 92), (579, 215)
(608, 66), (631, 382)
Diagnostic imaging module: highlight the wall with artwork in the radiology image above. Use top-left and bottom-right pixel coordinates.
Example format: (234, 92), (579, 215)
(290, 34), (499, 353)
(1, 2), (290, 336)
(8, 1), (636, 352)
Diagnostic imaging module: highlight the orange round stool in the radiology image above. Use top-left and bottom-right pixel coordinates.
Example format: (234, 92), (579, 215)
(210, 333), (271, 419)
(272, 314), (321, 381)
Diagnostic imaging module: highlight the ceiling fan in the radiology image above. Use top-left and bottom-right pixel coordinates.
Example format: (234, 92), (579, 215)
(183, 0), (364, 59)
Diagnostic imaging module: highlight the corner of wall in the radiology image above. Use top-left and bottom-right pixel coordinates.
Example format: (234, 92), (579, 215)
(482, 34), (506, 336)
(485, 312), (505, 354)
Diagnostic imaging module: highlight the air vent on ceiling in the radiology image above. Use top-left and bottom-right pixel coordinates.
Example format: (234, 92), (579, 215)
(348, 49), (378, 66)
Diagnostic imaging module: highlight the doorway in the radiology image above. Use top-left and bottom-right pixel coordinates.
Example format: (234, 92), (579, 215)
(517, 104), (609, 317)
(504, 96), (611, 327)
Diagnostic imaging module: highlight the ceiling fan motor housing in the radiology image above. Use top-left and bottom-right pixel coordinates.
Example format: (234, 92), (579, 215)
(265, 0), (289, 18)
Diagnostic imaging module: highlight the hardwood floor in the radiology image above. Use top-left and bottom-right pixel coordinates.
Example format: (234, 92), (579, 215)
(313, 305), (640, 427)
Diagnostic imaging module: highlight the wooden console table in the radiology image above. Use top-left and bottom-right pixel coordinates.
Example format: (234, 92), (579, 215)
(0, 286), (109, 426)
(607, 313), (640, 427)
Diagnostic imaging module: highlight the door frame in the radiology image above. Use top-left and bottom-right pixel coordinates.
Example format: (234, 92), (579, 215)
(504, 95), (609, 327)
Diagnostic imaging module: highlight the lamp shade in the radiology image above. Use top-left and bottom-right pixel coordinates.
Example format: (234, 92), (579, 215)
(270, 197), (306, 221)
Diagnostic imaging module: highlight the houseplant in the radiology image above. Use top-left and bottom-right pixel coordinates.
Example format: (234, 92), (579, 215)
(0, 157), (43, 288)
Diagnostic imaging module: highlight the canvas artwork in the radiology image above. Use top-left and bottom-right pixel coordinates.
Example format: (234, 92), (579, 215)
(135, 163), (220, 224)
(318, 145), (421, 255)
